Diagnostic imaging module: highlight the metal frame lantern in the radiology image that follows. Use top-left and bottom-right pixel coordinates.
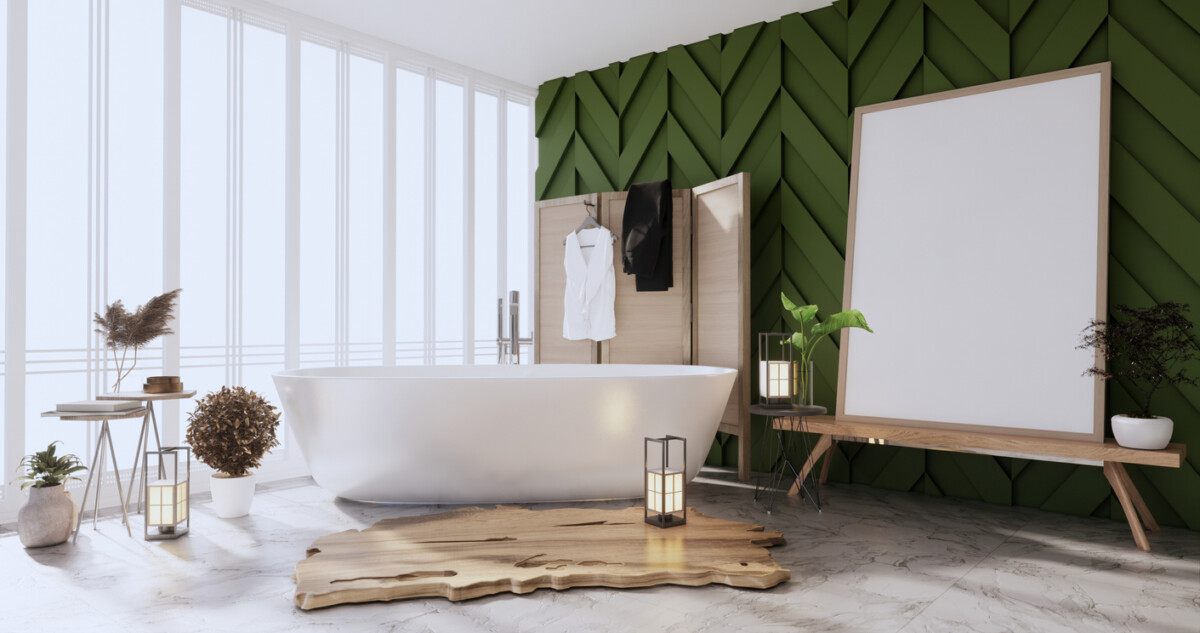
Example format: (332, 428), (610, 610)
(144, 446), (190, 540)
(759, 332), (797, 407)
(644, 435), (686, 528)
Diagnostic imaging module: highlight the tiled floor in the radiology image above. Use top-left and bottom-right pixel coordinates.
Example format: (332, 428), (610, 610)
(1, 472), (1197, 632)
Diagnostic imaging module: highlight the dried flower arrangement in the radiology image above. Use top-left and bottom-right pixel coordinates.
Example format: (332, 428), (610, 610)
(93, 288), (181, 393)
(185, 386), (280, 478)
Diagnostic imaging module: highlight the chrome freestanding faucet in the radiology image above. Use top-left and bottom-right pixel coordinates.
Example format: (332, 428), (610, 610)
(498, 290), (532, 364)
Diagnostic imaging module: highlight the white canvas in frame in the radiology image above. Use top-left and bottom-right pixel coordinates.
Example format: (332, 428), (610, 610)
(838, 63), (1110, 441)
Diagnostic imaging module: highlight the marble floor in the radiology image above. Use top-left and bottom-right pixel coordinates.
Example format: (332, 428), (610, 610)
(1, 472), (1197, 633)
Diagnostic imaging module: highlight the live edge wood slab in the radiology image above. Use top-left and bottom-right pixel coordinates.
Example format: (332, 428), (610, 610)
(294, 506), (788, 609)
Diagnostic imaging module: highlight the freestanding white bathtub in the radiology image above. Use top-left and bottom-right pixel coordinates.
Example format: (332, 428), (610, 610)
(273, 364), (737, 504)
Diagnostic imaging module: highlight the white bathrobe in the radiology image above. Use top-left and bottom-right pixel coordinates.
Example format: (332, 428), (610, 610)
(563, 227), (617, 341)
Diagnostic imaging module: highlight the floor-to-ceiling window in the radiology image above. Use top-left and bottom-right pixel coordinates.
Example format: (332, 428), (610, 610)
(180, 5), (286, 442)
(2, 0), (534, 522)
(25, 0), (166, 464)
(394, 67), (425, 364)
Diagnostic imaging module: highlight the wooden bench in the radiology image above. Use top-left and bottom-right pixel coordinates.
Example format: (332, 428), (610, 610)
(770, 415), (1187, 551)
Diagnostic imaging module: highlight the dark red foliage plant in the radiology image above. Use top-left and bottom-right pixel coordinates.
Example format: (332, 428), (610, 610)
(1079, 302), (1199, 418)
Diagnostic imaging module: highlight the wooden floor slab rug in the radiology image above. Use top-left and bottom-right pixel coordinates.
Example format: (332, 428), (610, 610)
(294, 505), (788, 609)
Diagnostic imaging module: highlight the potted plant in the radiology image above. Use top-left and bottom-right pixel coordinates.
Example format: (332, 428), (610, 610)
(93, 288), (181, 393)
(185, 386), (280, 518)
(780, 292), (873, 404)
(12, 442), (87, 548)
(1079, 302), (1199, 450)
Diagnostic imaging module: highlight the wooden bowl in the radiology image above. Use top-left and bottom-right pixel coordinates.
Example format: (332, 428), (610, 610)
(143, 382), (184, 394)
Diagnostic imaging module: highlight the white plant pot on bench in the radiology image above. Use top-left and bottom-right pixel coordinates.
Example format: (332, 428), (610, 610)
(1111, 415), (1173, 450)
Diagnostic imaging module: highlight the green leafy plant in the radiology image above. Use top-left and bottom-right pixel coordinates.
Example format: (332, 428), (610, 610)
(1079, 302), (1199, 418)
(781, 292), (873, 403)
(13, 442), (87, 490)
(185, 386), (280, 478)
(93, 288), (182, 392)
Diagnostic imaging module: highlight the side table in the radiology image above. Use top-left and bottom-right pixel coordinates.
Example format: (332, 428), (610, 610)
(98, 390), (198, 517)
(41, 406), (147, 541)
(748, 404), (826, 514)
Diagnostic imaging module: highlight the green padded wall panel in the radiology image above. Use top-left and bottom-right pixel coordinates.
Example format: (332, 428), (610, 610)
(534, 0), (1200, 531)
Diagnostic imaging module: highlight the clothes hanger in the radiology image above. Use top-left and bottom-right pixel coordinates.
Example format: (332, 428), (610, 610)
(564, 200), (618, 247)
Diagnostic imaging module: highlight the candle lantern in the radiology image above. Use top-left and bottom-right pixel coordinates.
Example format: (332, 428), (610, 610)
(644, 435), (686, 528)
(144, 446), (190, 540)
(759, 332), (797, 407)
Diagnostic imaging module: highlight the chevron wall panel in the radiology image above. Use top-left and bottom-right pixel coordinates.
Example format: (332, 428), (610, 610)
(535, 0), (1200, 530)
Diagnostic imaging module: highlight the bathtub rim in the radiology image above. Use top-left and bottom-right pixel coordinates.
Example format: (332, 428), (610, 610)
(273, 364), (738, 381)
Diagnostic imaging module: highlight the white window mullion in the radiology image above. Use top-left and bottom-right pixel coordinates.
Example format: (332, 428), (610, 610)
(526, 99), (535, 344)
(223, 11), (235, 386)
(341, 45), (350, 366)
(283, 23), (300, 373)
(100, 0), (111, 396)
(382, 56), (396, 366)
(161, 0), (182, 444)
(423, 69), (435, 365)
(4, 0), (29, 512)
(233, 12), (244, 386)
(495, 91), (507, 356)
(333, 45), (342, 366)
(462, 79), (473, 364)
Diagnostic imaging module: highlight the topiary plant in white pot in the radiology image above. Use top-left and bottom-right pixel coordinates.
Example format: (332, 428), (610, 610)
(1079, 302), (1199, 450)
(186, 386), (280, 518)
(12, 442), (87, 547)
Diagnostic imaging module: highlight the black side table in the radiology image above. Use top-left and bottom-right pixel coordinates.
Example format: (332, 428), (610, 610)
(749, 403), (827, 514)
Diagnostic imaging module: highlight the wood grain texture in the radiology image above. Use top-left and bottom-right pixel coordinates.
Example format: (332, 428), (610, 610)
(692, 174), (751, 480)
(779, 416), (1185, 468)
(598, 189), (692, 365)
(294, 505), (788, 609)
(1104, 462), (1150, 551)
(534, 194), (600, 364)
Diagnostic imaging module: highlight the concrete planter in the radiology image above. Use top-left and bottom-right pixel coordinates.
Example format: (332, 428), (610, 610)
(18, 485), (77, 548)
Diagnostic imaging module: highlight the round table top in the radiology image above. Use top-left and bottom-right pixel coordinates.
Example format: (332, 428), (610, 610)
(40, 406), (148, 422)
(747, 403), (827, 417)
(97, 390), (198, 402)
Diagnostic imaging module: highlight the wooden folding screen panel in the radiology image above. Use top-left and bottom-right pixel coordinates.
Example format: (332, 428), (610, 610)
(598, 189), (692, 365)
(534, 175), (750, 480)
(534, 194), (600, 364)
(692, 174), (751, 480)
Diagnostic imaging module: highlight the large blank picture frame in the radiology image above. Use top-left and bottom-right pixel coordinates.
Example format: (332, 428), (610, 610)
(837, 63), (1110, 442)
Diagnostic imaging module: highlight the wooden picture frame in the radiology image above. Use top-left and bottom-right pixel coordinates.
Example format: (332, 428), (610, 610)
(837, 63), (1111, 442)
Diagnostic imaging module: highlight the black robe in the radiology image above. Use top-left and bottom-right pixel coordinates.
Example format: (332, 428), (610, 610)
(621, 179), (673, 292)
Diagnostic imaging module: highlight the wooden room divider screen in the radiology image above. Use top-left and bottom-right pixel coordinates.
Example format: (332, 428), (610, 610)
(534, 173), (751, 480)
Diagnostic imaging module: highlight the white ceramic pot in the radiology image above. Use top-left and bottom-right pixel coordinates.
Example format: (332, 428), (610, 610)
(18, 484), (77, 548)
(210, 472), (257, 518)
(1111, 414), (1173, 450)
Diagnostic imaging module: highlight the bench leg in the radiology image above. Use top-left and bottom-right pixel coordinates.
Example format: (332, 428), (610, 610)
(819, 439), (837, 485)
(789, 434), (833, 496)
(738, 426), (752, 482)
(1103, 461), (1156, 551)
(1112, 462), (1159, 532)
